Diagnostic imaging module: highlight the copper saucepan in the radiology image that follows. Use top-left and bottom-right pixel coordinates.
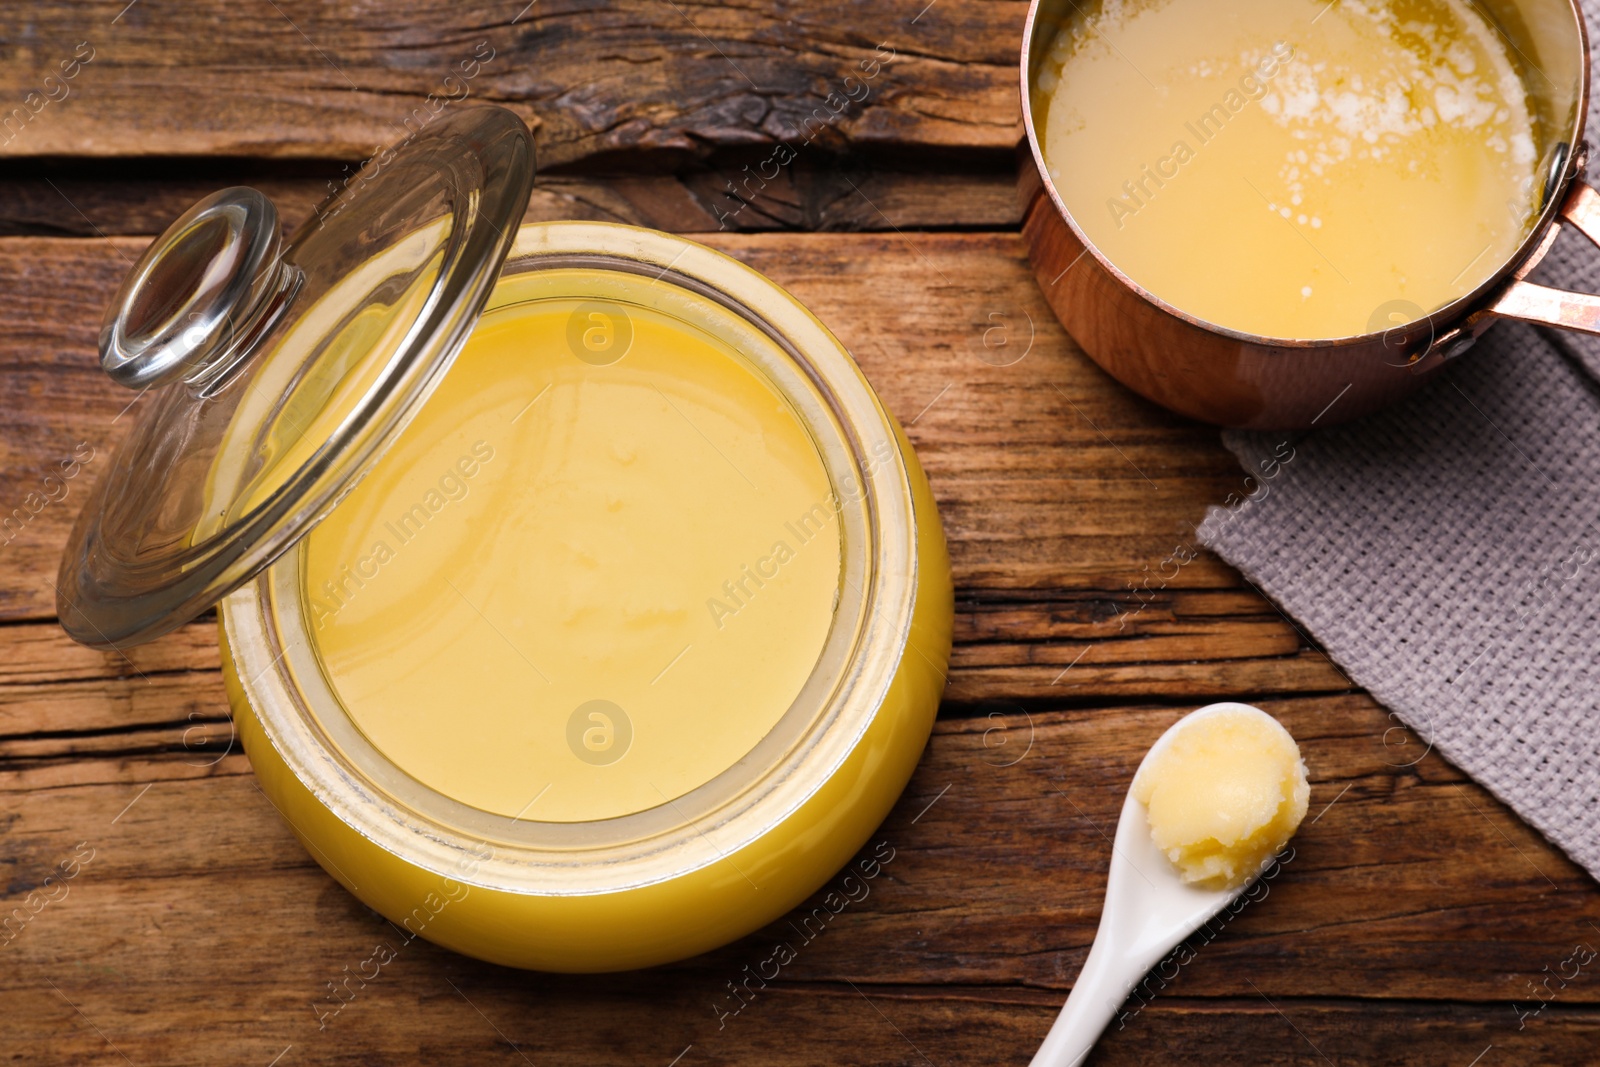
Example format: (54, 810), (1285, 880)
(1019, 0), (1597, 429)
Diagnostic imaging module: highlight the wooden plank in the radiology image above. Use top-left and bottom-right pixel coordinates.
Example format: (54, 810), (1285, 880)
(0, 231), (1247, 622)
(0, 616), (216, 684)
(0, 167), (1021, 238)
(0, 672), (225, 745)
(9, 967), (1600, 1067)
(5, 981), (1599, 1067)
(0, 2), (1025, 164)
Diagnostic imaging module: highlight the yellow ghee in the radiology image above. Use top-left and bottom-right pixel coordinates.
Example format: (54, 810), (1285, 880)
(300, 269), (842, 824)
(221, 223), (954, 971)
(1033, 0), (1542, 338)
(1133, 705), (1309, 888)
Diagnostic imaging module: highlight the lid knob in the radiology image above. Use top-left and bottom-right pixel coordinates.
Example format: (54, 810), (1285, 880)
(98, 186), (285, 390)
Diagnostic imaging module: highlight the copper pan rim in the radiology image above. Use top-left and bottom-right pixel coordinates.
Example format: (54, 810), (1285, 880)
(1016, 0), (1594, 350)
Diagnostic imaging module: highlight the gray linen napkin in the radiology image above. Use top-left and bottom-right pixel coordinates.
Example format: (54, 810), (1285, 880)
(1197, 14), (1600, 879)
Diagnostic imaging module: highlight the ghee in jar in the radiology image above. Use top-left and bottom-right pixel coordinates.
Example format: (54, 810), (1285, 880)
(300, 268), (843, 824)
(1032, 0), (1543, 338)
(221, 222), (952, 972)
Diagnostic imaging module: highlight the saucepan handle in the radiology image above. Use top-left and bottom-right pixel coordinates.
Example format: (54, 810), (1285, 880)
(1413, 179), (1600, 368)
(1486, 180), (1600, 336)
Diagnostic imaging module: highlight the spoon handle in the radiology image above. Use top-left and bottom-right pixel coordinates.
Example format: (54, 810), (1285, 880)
(1028, 767), (1248, 1066)
(1027, 932), (1139, 1067)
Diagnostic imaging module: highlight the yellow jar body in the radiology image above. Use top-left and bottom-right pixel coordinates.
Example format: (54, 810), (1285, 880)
(218, 222), (953, 972)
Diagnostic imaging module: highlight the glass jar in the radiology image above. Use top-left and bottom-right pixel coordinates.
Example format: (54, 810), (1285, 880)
(57, 109), (952, 971)
(222, 220), (951, 970)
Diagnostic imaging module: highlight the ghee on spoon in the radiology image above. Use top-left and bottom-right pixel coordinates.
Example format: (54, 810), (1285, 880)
(1031, 702), (1310, 1067)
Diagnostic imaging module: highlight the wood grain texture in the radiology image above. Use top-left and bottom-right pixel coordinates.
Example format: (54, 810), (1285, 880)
(0, 1), (1024, 164)
(3, 4), (1597, 1058)
(0, 165), (1021, 238)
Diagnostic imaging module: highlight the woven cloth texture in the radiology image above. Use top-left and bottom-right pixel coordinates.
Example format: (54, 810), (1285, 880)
(1197, 12), (1600, 879)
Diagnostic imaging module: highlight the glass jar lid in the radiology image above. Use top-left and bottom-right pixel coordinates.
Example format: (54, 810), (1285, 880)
(56, 105), (535, 648)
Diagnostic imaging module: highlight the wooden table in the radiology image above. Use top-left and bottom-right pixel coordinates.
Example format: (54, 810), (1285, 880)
(3, 3), (1598, 1063)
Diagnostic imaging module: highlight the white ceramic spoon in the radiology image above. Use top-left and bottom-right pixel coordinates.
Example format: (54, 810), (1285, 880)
(1029, 702), (1285, 1067)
